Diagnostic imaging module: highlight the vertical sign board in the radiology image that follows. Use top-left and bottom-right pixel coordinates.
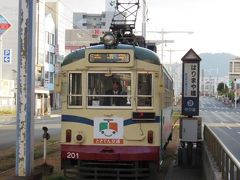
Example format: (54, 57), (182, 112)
(181, 49), (201, 116)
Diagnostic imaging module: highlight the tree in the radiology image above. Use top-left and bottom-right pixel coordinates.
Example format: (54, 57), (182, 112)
(217, 82), (229, 95)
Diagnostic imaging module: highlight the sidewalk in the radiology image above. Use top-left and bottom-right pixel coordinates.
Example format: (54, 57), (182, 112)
(165, 163), (204, 180)
(162, 118), (204, 180)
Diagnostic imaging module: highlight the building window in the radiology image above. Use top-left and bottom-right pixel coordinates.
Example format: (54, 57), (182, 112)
(50, 34), (55, 45)
(234, 62), (240, 72)
(45, 32), (55, 45)
(50, 72), (54, 84)
(50, 53), (55, 64)
(45, 52), (49, 63)
(229, 62), (233, 72)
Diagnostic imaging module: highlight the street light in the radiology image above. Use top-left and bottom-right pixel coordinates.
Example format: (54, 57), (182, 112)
(202, 68), (219, 97)
(234, 78), (237, 109)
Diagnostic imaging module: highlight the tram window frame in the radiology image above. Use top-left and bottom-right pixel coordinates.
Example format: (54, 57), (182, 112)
(68, 72), (82, 108)
(137, 73), (153, 108)
(87, 71), (132, 108)
(163, 73), (174, 107)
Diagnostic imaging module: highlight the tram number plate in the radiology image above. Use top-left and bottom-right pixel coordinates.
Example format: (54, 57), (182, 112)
(66, 152), (79, 159)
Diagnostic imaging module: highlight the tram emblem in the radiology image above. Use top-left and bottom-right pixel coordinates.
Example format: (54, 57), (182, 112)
(99, 119), (118, 137)
(94, 117), (123, 144)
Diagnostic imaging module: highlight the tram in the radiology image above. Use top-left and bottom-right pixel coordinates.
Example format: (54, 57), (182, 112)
(56, 32), (174, 179)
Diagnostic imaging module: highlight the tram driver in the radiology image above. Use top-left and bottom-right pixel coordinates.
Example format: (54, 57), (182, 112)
(103, 80), (127, 106)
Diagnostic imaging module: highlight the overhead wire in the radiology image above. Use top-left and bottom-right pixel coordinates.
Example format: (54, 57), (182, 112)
(38, 0), (96, 36)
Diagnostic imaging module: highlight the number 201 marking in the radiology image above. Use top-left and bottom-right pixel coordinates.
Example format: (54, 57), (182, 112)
(66, 152), (79, 159)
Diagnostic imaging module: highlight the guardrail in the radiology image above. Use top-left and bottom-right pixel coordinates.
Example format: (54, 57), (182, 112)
(204, 125), (240, 180)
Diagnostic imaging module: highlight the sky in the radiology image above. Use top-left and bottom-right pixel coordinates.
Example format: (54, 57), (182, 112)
(61, 0), (240, 63)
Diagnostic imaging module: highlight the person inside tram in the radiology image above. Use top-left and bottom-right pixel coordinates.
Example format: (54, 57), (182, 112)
(103, 80), (127, 106)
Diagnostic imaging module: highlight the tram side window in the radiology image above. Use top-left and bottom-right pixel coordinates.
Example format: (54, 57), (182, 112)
(68, 73), (82, 106)
(137, 73), (152, 106)
(88, 73), (131, 107)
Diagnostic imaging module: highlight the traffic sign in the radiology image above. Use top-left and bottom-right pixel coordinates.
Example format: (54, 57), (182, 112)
(0, 14), (11, 36)
(3, 49), (12, 64)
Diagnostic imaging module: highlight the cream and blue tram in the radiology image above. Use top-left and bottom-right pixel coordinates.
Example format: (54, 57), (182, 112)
(58, 34), (174, 179)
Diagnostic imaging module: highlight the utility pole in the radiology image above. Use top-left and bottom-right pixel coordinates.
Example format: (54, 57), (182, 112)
(142, 0), (146, 39)
(16, 0), (36, 177)
(234, 79), (237, 109)
(165, 49), (186, 76)
(147, 30), (193, 62)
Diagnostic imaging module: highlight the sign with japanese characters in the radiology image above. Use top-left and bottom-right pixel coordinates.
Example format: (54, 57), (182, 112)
(183, 63), (198, 97)
(181, 49), (201, 116)
(93, 117), (124, 144)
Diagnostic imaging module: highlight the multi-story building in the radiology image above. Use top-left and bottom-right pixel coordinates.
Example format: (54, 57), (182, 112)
(0, 0), (67, 113)
(229, 57), (240, 81)
(66, 0), (116, 53)
(229, 57), (240, 98)
(36, 0), (70, 115)
(0, 0), (18, 110)
(73, 0), (115, 30)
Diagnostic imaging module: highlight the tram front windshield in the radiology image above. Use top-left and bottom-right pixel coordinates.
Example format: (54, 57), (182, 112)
(88, 73), (131, 107)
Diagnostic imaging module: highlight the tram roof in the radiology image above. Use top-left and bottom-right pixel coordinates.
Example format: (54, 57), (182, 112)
(62, 44), (160, 66)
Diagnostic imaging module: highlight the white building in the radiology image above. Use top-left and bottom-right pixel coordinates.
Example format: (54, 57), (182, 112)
(0, 0), (67, 113)
(0, 0), (18, 109)
(66, 0), (116, 53)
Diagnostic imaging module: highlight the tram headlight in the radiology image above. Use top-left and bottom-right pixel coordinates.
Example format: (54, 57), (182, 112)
(75, 132), (85, 144)
(103, 32), (116, 46)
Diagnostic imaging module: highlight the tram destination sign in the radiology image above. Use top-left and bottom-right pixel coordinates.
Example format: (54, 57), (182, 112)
(89, 53), (130, 63)
(181, 49), (201, 117)
(0, 14), (11, 36)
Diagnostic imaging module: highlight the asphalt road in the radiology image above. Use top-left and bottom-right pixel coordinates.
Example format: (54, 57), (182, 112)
(0, 116), (61, 150)
(200, 96), (240, 161)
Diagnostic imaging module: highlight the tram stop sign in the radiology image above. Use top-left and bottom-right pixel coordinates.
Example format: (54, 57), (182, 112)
(0, 14), (11, 36)
(181, 49), (201, 117)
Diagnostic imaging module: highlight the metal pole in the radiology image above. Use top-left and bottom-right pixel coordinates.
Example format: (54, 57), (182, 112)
(42, 126), (50, 164)
(43, 137), (47, 163)
(161, 28), (164, 62)
(142, 0), (146, 39)
(16, 0), (36, 176)
(0, 36), (2, 79)
(234, 79), (237, 109)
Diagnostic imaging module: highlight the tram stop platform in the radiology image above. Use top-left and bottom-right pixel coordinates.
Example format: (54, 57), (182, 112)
(165, 165), (204, 180)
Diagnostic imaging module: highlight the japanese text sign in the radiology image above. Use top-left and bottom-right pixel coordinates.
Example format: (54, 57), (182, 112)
(181, 49), (201, 116)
